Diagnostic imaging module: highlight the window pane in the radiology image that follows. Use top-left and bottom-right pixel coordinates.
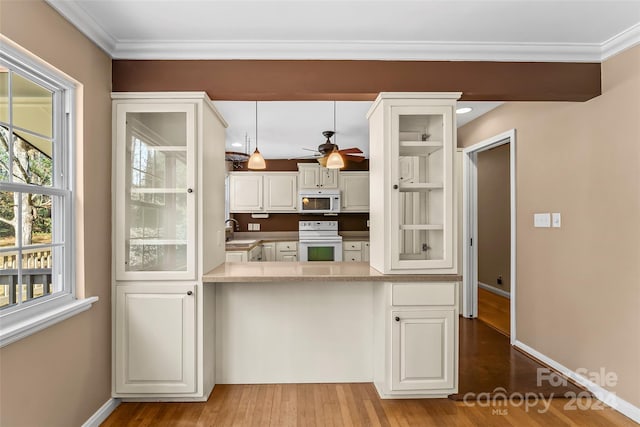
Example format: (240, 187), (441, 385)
(0, 125), (9, 182)
(11, 73), (53, 138)
(0, 191), (16, 248)
(0, 67), (7, 123)
(11, 131), (53, 186)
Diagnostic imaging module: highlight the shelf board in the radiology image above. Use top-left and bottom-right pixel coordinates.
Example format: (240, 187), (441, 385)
(130, 188), (189, 194)
(399, 141), (443, 156)
(128, 239), (188, 245)
(399, 183), (443, 191)
(400, 224), (444, 231)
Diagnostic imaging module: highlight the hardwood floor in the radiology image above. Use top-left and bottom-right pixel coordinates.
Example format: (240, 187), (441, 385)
(102, 318), (634, 426)
(478, 286), (510, 336)
(103, 382), (635, 426)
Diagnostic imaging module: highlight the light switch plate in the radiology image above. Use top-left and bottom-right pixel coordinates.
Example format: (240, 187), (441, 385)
(534, 213), (551, 228)
(552, 213), (561, 228)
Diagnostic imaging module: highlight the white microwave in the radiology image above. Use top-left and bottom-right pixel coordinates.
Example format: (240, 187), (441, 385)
(298, 189), (341, 214)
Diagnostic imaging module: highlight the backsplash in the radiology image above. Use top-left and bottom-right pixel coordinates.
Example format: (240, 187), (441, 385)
(232, 213), (369, 232)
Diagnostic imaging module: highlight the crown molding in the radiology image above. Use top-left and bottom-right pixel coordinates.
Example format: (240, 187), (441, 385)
(44, 0), (116, 55)
(111, 40), (605, 62)
(601, 22), (640, 60)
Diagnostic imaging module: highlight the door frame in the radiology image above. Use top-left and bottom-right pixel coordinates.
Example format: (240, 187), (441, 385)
(462, 129), (516, 344)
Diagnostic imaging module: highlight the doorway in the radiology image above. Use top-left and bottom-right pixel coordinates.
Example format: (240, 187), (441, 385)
(462, 129), (516, 344)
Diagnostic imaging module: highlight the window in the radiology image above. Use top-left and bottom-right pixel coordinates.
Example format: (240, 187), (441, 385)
(0, 40), (95, 347)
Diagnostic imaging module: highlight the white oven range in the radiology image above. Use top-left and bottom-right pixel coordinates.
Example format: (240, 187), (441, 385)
(298, 221), (343, 262)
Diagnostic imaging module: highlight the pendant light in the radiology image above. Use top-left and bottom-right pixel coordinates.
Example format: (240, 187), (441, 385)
(247, 101), (266, 170)
(325, 101), (344, 169)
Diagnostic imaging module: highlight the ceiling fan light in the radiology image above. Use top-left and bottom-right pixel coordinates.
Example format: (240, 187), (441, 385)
(325, 147), (344, 169)
(247, 148), (266, 170)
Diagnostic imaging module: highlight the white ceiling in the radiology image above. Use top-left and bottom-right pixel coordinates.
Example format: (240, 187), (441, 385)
(47, 0), (640, 61)
(214, 100), (502, 158)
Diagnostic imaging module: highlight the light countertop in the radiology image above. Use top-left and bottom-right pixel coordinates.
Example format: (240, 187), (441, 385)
(203, 261), (461, 283)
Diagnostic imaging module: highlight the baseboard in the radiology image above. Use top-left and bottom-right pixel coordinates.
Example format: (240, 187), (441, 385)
(515, 340), (640, 424)
(82, 398), (121, 427)
(478, 281), (510, 299)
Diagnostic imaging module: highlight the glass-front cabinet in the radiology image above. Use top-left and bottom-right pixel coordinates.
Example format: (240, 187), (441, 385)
(368, 93), (460, 274)
(114, 104), (196, 280)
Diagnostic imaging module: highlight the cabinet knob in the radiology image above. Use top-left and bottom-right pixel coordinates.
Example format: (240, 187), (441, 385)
(187, 188), (193, 193)
(393, 184), (399, 190)
(187, 291), (193, 296)
(395, 316), (400, 322)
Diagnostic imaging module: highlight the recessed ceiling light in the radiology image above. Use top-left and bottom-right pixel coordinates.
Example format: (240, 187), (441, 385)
(231, 142), (243, 147)
(456, 107), (472, 114)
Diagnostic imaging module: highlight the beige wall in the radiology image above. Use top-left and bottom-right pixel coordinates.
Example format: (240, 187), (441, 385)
(0, 1), (113, 426)
(459, 45), (640, 407)
(477, 144), (511, 293)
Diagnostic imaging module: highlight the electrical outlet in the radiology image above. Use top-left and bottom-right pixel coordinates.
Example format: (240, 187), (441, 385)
(552, 212), (561, 228)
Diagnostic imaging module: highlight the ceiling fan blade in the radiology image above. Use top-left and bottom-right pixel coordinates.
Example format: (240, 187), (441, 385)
(301, 147), (319, 152)
(338, 147), (363, 154)
(344, 154), (366, 162)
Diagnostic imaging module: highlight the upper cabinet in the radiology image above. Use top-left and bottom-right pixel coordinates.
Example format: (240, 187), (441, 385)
(229, 172), (297, 213)
(367, 93), (460, 274)
(298, 163), (338, 189)
(339, 171), (370, 212)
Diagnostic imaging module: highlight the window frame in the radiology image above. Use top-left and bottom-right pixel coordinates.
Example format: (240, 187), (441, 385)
(0, 38), (96, 347)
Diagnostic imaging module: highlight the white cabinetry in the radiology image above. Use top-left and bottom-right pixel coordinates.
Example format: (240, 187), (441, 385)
(248, 245), (262, 262)
(276, 241), (298, 261)
(261, 242), (276, 261)
(339, 172), (370, 212)
(264, 173), (298, 211)
(229, 174), (263, 212)
(374, 282), (458, 398)
(343, 241), (370, 262)
(112, 92), (226, 400)
(298, 163), (338, 189)
(229, 172), (297, 213)
(367, 93), (460, 274)
(225, 251), (248, 262)
(114, 283), (196, 394)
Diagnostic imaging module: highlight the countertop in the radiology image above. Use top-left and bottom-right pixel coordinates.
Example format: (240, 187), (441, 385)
(203, 261), (462, 283)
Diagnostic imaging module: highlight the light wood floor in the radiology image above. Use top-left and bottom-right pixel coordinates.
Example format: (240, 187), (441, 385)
(478, 286), (510, 336)
(103, 382), (635, 426)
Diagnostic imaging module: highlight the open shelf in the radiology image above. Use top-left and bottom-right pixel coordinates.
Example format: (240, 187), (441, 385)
(399, 183), (443, 191)
(399, 141), (443, 156)
(400, 224), (444, 231)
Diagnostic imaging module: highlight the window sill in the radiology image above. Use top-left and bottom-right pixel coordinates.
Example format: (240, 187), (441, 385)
(0, 296), (99, 348)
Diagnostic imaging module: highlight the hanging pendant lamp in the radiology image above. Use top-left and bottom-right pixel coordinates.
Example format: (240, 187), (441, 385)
(325, 101), (344, 169)
(247, 101), (266, 170)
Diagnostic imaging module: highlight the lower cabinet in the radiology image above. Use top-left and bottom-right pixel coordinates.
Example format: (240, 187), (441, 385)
(225, 251), (248, 262)
(343, 240), (370, 262)
(275, 241), (298, 262)
(114, 283), (196, 394)
(261, 242), (276, 261)
(374, 282), (458, 398)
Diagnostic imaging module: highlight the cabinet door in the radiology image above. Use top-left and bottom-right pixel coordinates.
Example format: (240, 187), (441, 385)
(115, 103), (196, 281)
(248, 245), (262, 262)
(226, 251), (247, 262)
(343, 250), (362, 262)
(264, 173), (298, 211)
(115, 284), (196, 394)
(340, 172), (370, 212)
(262, 243), (276, 261)
(229, 174), (263, 212)
(319, 167), (338, 188)
(280, 253), (298, 262)
(298, 164), (319, 189)
(363, 242), (370, 262)
(391, 106), (454, 270)
(391, 309), (455, 391)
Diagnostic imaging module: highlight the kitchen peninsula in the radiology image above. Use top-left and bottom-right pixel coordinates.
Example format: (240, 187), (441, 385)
(203, 262), (461, 398)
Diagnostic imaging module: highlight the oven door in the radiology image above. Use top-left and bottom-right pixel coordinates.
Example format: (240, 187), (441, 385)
(299, 240), (343, 261)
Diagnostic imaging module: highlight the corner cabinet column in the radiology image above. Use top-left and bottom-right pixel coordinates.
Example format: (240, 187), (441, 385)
(111, 92), (227, 401)
(367, 92), (461, 275)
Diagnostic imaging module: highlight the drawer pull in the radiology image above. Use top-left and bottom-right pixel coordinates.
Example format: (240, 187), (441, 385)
(187, 291), (193, 296)
(395, 316), (400, 322)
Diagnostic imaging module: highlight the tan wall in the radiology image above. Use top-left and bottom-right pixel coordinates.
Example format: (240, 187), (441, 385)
(458, 45), (640, 407)
(477, 144), (511, 293)
(0, 1), (113, 426)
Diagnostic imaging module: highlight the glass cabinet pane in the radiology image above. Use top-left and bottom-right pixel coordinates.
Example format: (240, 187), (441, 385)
(396, 112), (446, 262)
(123, 111), (189, 272)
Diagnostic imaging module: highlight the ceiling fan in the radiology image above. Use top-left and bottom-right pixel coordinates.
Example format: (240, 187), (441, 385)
(299, 130), (365, 166)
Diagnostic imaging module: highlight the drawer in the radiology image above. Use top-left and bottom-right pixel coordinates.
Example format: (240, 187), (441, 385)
(343, 241), (362, 251)
(343, 250), (362, 262)
(276, 241), (298, 252)
(392, 282), (456, 306)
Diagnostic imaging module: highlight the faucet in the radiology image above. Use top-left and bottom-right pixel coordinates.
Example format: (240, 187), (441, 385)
(225, 218), (240, 231)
